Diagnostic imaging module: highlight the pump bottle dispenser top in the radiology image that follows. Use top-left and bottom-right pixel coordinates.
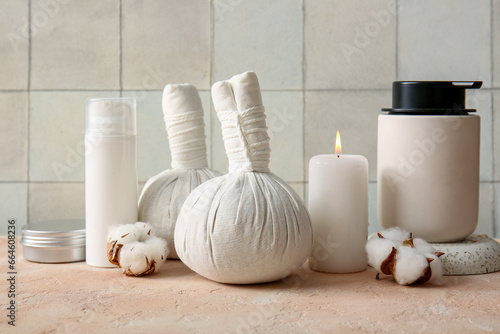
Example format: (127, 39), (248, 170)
(378, 81), (482, 243)
(382, 81), (482, 114)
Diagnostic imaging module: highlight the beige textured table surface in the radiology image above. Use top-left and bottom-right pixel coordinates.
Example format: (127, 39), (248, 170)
(1, 237), (500, 334)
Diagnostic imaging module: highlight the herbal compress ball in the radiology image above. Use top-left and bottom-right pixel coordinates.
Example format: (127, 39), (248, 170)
(138, 84), (220, 259)
(175, 71), (313, 284)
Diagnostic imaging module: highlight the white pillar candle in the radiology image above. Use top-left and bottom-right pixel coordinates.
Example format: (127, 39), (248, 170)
(308, 131), (368, 273)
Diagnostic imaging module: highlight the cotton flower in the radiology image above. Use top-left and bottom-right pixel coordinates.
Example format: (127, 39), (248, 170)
(393, 246), (433, 285)
(107, 222), (168, 276)
(378, 227), (411, 244)
(366, 236), (399, 275)
(366, 228), (444, 285)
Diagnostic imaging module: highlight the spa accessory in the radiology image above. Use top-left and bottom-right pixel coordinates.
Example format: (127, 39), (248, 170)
(138, 84), (221, 259)
(431, 234), (500, 275)
(21, 219), (85, 263)
(85, 97), (138, 267)
(174, 71), (313, 284)
(378, 81), (481, 242)
(107, 222), (168, 276)
(308, 131), (368, 273)
(366, 228), (444, 285)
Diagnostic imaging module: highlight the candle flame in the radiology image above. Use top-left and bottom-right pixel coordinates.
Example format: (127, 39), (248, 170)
(335, 131), (342, 155)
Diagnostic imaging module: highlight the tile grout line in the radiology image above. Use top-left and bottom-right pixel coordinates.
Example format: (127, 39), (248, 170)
(301, 0), (306, 200)
(491, 0), (496, 237)
(395, 0), (399, 80)
(26, 0), (32, 223)
(27, 0), (32, 92)
(119, 0), (123, 97)
(1, 181), (86, 184)
(3, 180), (499, 186)
(0, 88), (410, 93)
(5, 89), (125, 92)
(209, 0), (215, 169)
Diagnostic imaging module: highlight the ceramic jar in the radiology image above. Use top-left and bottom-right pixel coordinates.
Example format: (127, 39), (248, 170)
(378, 81), (481, 242)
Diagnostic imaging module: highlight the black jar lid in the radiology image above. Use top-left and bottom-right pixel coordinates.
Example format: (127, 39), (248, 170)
(382, 81), (482, 115)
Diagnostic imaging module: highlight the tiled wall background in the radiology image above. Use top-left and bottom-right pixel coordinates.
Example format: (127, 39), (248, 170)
(1, 0), (499, 237)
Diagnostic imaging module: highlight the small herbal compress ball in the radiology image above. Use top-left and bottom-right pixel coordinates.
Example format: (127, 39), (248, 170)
(138, 84), (220, 259)
(366, 227), (444, 285)
(107, 222), (168, 276)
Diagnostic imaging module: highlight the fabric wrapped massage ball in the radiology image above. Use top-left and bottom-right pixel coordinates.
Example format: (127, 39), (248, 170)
(138, 84), (221, 259)
(175, 71), (313, 284)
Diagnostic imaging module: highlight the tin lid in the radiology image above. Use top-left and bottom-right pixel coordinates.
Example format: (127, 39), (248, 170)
(22, 219), (85, 237)
(21, 219), (86, 262)
(382, 81), (482, 115)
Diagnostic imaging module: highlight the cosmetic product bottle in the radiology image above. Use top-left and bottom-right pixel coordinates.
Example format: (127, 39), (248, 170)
(378, 81), (481, 242)
(85, 97), (138, 267)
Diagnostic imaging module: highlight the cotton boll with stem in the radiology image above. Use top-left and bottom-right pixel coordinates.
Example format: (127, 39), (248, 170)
(379, 227), (411, 244)
(119, 237), (168, 276)
(107, 222), (154, 265)
(366, 236), (399, 277)
(393, 246), (433, 285)
(107, 222), (168, 276)
(411, 238), (435, 254)
(365, 228), (444, 285)
(412, 237), (444, 285)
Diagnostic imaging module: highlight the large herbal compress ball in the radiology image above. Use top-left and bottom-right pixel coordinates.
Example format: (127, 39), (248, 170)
(175, 72), (313, 284)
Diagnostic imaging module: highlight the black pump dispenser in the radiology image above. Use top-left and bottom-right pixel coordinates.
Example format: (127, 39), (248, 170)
(382, 81), (482, 115)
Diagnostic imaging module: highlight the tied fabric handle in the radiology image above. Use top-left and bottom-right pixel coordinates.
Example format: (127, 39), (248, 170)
(164, 109), (208, 170)
(218, 105), (270, 173)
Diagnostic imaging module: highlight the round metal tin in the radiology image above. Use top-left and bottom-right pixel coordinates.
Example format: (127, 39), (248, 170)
(21, 219), (86, 263)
